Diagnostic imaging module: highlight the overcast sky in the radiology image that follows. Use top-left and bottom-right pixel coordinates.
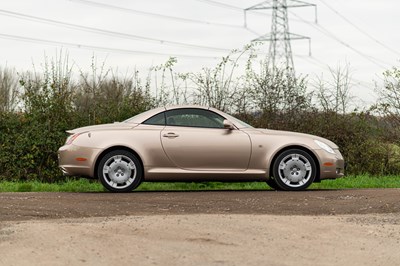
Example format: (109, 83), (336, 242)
(0, 0), (399, 105)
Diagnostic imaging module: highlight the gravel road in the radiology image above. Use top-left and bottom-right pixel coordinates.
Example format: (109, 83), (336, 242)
(1, 189), (399, 265)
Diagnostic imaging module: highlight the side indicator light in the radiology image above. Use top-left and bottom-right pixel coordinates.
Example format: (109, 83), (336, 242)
(76, 157), (87, 162)
(323, 162), (334, 167)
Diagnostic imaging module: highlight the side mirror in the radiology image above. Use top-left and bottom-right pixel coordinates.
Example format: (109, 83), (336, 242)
(223, 119), (235, 130)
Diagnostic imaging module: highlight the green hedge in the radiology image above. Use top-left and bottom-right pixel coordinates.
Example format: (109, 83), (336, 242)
(1, 56), (399, 181)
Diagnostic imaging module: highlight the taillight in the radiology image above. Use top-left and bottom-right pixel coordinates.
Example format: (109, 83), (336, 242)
(65, 133), (81, 145)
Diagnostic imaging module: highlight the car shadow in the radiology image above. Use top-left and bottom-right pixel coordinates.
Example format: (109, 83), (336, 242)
(86, 188), (344, 194)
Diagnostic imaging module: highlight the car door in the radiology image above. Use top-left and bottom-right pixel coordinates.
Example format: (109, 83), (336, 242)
(160, 108), (251, 171)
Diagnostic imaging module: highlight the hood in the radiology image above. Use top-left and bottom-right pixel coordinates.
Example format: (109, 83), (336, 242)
(257, 128), (339, 149)
(67, 122), (137, 134)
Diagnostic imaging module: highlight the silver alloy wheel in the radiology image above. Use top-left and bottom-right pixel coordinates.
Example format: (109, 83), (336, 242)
(277, 153), (312, 188)
(102, 155), (137, 189)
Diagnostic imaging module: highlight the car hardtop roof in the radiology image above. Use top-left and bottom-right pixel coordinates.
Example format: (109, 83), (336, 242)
(165, 105), (210, 111)
(125, 105), (212, 124)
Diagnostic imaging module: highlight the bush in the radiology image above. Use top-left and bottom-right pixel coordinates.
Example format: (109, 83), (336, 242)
(0, 52), (400, 181)
(0, 56), (155, 182)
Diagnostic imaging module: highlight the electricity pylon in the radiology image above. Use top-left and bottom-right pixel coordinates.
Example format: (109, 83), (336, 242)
(245, 0), (317, 79)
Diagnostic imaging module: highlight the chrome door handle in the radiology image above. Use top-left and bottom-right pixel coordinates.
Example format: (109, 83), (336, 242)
(162, 132), (179, 138)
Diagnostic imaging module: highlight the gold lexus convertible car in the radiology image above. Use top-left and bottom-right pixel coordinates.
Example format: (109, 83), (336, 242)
(58, 106), (345, 192)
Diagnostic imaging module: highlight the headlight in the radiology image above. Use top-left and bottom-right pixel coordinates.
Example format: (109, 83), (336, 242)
(65, 133), (82, 145)
(314, 140), (335, 154)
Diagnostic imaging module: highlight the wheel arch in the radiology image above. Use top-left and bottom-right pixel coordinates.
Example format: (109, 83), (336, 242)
(268, 145), (321, 182)
(94, 146), (145, 180)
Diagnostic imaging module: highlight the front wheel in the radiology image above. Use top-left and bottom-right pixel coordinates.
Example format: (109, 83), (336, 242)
(272, 149), (317, 191)
(97, 150), (143, 192)
(266, 178), (279, 190)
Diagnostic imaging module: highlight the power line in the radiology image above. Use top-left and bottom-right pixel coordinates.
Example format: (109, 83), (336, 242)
(0, 9), (230, 52)
(318, 0), (400, 57)
(0, 32), (221, 59)
(69, 0), (306, 38)
(295, 54), (327, 69)
(194, 0), (312, 23)
(68, 0), (266, 38)
(197, 0), (392, 69)
(294, 55), (377, 102)
(68, 0), (244, 29)
(289, 11), (391, 69)
(314, 23), (391, 68)
(193, 0), (243, 11)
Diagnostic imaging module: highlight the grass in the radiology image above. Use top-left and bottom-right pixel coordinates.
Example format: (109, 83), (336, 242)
(0, 179), (104, 193)
(0, 175), (399, 192)
(310, 175), (400, 189)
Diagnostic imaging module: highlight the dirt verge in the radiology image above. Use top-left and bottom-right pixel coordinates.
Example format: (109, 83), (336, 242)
(1, 189), (399, 266)
(1, 189), (399, 221)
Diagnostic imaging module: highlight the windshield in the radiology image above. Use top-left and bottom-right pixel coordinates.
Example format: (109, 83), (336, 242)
(223, 113), (254, 128)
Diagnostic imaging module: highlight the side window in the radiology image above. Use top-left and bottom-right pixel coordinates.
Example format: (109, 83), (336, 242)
(143, 112), (166, 125)
(165, 109), (225, 128)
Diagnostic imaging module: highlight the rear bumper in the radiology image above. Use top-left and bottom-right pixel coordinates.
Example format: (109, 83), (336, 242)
(58, 144), (101, 177)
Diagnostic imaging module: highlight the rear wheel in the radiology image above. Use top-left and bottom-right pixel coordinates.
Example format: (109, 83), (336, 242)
(272, 149), (316, 191)
(97, 150), (143, 192)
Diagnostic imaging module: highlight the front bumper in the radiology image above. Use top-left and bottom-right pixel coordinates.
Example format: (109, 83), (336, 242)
(58, 144), (102, 177)
(315, 149), (345, 180)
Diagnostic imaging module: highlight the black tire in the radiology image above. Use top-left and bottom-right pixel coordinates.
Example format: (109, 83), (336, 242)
(97, 150), (143, 192)
(266, 178), (279, 190)
(272, 149), (316, 191)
